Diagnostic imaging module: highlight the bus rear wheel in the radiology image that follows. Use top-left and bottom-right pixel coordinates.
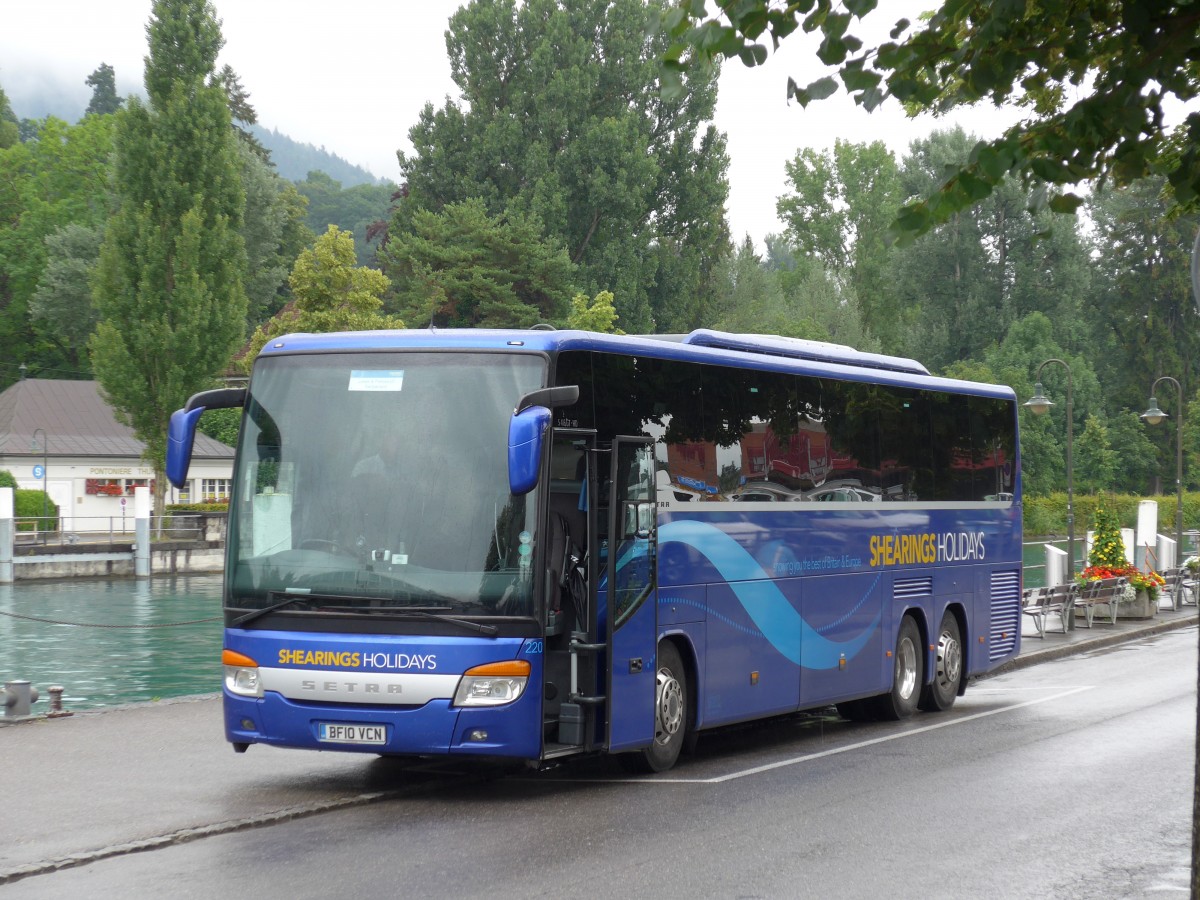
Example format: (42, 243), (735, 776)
(620, 641), (689, 773)
(919, 612), (963, 712)
(871, 616), (923, 720)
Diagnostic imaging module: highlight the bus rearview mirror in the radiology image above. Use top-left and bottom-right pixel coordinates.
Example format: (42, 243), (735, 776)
(509, 405), (551, 495)
(166, 407), (205, 488)
(165, 387), (247, 488)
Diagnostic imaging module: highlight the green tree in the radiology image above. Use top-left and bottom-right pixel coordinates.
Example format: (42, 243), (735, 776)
(85, 63), (123, 116)
(90, 0), (248, 514)
(382, 198), (576, 329)
(662, 0), (1200, 237)
(888, 129), (1093, 369)
(295, 171), (394, 266)
(987, 313), (1103, 497)
(0, 114), (114, 383)
(710, 237), (790, 335)
(395, 0), (730, 332)
(196, 407), (240, 447)
(29, 223), (104, 370)
(237, 140), (314, 330)
(711, 237), (879, 348)
(1108, 408), (1160, 494)
(776, 139), (902, 343)
(566, 290), (621, 333)
(243, 225), (402, 365)
(1074, 414), (1117, 495)
(0, 86), (21, 148)
(1087, 179), (1200, 416)
(215, 64), (269, 163)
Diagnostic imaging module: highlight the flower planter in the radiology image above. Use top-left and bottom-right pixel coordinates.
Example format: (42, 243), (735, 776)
(1097, 589), (1158, 621)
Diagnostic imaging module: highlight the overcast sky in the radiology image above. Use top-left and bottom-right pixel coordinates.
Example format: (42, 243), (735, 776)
(0, 0), (1017, 249)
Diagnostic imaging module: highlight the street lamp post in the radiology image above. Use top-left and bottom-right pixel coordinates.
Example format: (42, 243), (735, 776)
(1024, 359), (1075, 576)
(30, 427), (47, 531)
(1141, 376), (1185, 566)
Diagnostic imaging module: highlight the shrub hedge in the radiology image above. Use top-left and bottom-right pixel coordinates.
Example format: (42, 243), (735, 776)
(165, 502), (229, 513)
(1024, 492), (1200, 540)
(15, 489), (59, 532)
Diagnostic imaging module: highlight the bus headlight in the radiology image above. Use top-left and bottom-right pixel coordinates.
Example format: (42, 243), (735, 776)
(223, 649), (263, 698)
(453, 660), (531, 707)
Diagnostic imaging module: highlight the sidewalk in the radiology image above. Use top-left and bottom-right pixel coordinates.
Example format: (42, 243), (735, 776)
(1, 602), (1196, 885)
(1011, 595), (1199, 672)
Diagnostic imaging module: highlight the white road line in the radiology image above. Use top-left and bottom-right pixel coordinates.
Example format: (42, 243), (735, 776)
(587, 685), (1096, 785)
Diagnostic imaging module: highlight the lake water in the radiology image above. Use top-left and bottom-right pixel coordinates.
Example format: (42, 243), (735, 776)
(0, 574), (223, 712)
(1022, 539), (1070, 589)
(2, 549), (1066, 712)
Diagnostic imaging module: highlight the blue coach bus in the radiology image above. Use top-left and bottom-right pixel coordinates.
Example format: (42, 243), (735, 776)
(167, 328), (1021, 772)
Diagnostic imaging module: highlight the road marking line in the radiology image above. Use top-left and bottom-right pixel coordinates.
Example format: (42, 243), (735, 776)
(592, 685), (1096, 785)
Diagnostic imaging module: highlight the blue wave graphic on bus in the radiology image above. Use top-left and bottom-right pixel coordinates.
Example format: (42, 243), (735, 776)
(657, 520), (879, 670)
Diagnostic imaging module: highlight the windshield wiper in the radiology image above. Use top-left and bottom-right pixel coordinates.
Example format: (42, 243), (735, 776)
(231, 592), (313, 627)
(231, 592), (500, 636)
(320, 604), (500, 637)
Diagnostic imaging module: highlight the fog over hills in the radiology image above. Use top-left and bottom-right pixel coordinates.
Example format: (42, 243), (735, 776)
(4, 69), (386, 187)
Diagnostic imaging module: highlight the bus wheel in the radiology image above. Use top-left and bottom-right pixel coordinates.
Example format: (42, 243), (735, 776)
(872, 616), (923, 720)
(919, 612), (963, 712)
(621, 641), (688, 773)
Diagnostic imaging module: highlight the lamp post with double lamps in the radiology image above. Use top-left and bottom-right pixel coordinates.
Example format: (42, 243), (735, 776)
(1024, 359), (1075, 576)
(30, 427), (47, 531)
(1141, 376), (1185, 566)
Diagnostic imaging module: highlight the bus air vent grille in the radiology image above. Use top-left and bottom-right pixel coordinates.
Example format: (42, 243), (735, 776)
(893, 577), (932, 600)
(989, 570), (1021, 660)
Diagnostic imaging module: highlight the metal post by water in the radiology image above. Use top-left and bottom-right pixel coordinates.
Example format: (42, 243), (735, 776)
(134, 485), (150, 577)
(0, 486), (13, 584)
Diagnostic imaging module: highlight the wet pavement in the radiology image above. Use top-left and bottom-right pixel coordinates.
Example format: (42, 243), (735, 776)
(0, 598), (1196, 885)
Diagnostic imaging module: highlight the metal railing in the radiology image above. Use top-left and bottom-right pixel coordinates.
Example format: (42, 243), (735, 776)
(13, 514), (206, 546)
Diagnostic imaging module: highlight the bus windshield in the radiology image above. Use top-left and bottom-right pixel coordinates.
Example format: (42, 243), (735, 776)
(226, 351), (546, 619)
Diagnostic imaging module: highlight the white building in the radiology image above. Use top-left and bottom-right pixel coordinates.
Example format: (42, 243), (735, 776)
(0, 378), (234, 532)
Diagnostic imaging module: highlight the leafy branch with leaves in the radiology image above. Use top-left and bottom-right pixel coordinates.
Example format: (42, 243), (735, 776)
(660, 0), (1200, 243)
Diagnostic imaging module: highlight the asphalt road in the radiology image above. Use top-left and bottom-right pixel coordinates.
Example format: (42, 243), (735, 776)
(2, 625), (1195, 898)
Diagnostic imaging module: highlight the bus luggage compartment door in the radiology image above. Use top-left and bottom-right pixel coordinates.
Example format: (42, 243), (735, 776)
(605, 437), (657, 752)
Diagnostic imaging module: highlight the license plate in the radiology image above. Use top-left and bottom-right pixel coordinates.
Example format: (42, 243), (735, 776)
(317, 723), (386, 745)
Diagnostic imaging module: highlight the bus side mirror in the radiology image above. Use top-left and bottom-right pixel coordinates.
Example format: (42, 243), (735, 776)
(167, 407), (205, 488)
(166, 387), (246, 489)
(509, 406), (551, 495)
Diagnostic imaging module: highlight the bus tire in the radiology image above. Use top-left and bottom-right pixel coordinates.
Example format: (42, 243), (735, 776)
(872, 615), (923, 720)
(919, 612), (963, 712)
(621, 641), (689, 773)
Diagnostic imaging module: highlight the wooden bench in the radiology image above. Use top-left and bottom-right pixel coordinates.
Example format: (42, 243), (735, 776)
(1074, 576), (1128, 626)
(1022, 583), (1074, 637)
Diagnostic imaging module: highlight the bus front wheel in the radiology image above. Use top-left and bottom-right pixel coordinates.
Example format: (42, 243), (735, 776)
(919, 612), (963, 712)
(872, 616), (923, 720)
(621, 641), (689, 773)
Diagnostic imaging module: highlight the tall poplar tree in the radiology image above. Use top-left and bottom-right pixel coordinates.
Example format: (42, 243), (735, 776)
(90, 0), (247, 512)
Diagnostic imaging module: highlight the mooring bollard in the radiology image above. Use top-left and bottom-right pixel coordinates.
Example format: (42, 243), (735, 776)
(3, 680), (40, 717)
(47, 684), (70, 717)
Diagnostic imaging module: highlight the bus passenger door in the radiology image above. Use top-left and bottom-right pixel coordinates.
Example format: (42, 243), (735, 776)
(605, 437), (657, 752)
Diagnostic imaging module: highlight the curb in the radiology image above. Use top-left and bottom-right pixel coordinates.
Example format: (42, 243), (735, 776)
(993, 610), (1198, 678)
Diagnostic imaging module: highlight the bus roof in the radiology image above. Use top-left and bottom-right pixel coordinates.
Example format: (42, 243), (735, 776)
(256, 328), (1014, 400)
